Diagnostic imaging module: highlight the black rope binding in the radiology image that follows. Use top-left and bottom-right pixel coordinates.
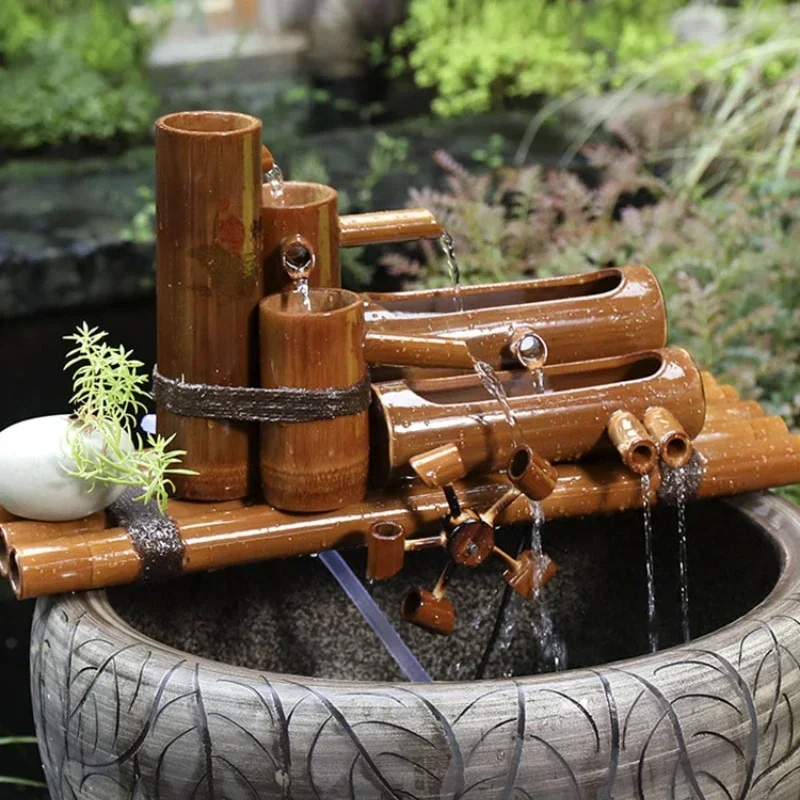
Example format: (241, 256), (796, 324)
(152, 365), (371, 423)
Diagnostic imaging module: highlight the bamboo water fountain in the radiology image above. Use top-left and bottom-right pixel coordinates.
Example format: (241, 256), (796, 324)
(6, 110), (800, 799)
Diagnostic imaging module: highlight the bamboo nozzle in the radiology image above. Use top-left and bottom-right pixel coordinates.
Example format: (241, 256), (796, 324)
(507, 445), (558, 501)
(643, 406), (693, 468)
(339, 209), (443, 247)
(607, 410), (659, 475)
(364, 332), (474, 370)
(409, 444), (467, 488)
(366, 520), (405, 581)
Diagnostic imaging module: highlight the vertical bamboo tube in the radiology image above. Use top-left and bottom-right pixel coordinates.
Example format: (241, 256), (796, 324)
(261, 182), (340, 297)
(259, 288), (369, 512)
(155, 111), (263, 500)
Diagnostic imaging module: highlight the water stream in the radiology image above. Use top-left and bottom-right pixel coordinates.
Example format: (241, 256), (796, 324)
(675, 468), (691, 643)
(641, 473), (659, 653)
(440, 232), (464, 313)
(265, 164), (285, 205)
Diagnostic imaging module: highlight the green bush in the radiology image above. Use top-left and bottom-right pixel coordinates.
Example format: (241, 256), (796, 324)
(0, 1), (166, 151)
(391, 0), (687, 117)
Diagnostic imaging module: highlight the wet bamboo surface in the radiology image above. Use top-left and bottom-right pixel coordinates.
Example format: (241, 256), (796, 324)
(365, 266), (667, 371)
(3, 373), (798, 600)
(371, 348), (705, 483)
(155, 111), (263, 500)
(339, 209), (443, 247)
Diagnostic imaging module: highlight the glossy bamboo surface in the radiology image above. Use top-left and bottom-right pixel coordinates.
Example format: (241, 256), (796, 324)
(365, 266), (667, 371)
(364, 332), (474, 370)
(339, 209), (443, 247)
(261, 182), (340, 296)
(259, 288), (369, 511)
(607, 411), (659, 475)
(7, 476), (528, 599)
(155, 111), (263, 500)
(371, 347), (705, 483)
(643, 406), (693, 468)
(6, 418), (799, 600)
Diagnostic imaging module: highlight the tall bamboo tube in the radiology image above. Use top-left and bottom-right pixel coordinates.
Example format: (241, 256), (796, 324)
(261, 182), (340, 296)
(259, 288), (369, 512)
(365, 266), (666, 370)
(155, 111), (263, 500)
(371, 348), (705, 483)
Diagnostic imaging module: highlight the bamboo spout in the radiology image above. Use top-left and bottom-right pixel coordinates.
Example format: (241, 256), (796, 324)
(643, 406), (693, 468)
(364, 332), (474, 370)
(607, 411), (659, 475)
(339, 209), (443, 247)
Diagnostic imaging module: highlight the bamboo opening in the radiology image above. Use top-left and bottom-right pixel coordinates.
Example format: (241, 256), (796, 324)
(376, 270), (623, 315)
(632, 443), (657, 471)
(411, 354), (663, 405)
(8, 550), (20, 597)
(158, 111), (261, 134)
(263, 287), (361, 316)
(665, 437), (689, 463)
(402, 588), (424, 617)
(0, 532), (9, 577)
(261, 181), (338, 209)
(509, 447), (531, 481)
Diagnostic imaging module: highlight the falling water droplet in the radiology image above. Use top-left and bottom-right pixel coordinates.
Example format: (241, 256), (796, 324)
(266, 164), (285, 204)
(675, 467), (691, 643)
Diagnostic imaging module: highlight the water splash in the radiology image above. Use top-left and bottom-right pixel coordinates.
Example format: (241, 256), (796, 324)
(294, 277), (311, 312)
(265, 164), (285, 205)
(675, 467), (691, 643)
(440, 232), (464, 313)
(471, 357), (521, 447)
(641, 473), (659, 653)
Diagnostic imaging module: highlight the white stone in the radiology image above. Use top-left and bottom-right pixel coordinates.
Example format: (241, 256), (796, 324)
(0, 415), (129, 521)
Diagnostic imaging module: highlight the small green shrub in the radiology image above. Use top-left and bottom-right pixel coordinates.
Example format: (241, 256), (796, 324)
(0, 1), (166, 151)
(391, 0), (687, 117)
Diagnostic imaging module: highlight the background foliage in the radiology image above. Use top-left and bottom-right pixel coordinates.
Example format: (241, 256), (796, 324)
(0, 0), (166, 151)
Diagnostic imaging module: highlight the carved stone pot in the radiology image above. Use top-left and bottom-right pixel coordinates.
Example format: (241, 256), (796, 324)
(31, 493), (800, 798)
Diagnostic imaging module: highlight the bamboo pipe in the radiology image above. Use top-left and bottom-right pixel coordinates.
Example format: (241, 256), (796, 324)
(339, 209), (444, 247)
(507, 446), (559, 500)
(365, 266), (667, 371)
(371, 347), (705, 484)
(155, 111), (264, 500)
(364, 332), (474, 370)
(643, 406), (693, 469)
(703, 401), (764, 424)
(695, 417), (788, 442)
(259, 288), (369, 512)
(607, 411), (659, 475)
(8, 426), (800, 600)
(0, 498), (247, 579)
(7, 477), (527, 600)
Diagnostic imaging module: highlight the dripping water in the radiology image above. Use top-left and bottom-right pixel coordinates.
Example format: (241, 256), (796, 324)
(675, 467), (691, 643)
(265, 164), (285, 204)
(471, 357), (521, 447)
(440, 232), (464, 313)
(530, 368), (547, 394)
(294, 278), (312, 312)
(641, 473), (659, 653)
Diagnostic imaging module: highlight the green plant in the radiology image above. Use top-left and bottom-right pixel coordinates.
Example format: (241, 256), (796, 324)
(391, 0), (687, 117)
(64, 323), (194, 513)
(0, 736), (45, 788)
(0, 1), (167, 151)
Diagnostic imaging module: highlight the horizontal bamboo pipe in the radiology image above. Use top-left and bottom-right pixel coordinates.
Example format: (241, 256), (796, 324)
(371, 347), (705, 483)
(0, 499), (247, 578)
(365, 266), (667, 371)
(339, 209), (443, 247)
(364, 332), (474, 370)
(7, 426), (800, 600)
(695, 417), (788, 442)
(7, 477), (527, 600)
(704, 401), (764, 424)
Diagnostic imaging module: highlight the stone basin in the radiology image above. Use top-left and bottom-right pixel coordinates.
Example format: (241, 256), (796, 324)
(30, 493), (800, 798)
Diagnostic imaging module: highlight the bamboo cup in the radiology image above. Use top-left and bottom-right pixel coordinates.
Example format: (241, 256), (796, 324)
(365, 265), (666, 371)
(371, 348), (705, 484)
(155, 111), (263, 500)
(259, 288), (369, 512)
(261, 182), (340, 296)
